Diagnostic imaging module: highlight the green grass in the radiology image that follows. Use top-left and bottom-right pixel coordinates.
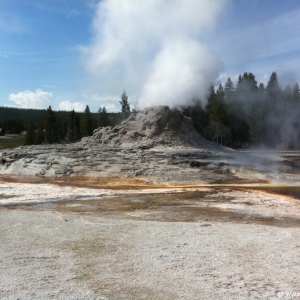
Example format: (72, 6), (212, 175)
(0, 135), (25, 150)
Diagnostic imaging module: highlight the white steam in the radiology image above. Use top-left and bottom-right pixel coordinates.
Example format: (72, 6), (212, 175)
(139, 38), (220, 108)
(83, 0), (227, 109)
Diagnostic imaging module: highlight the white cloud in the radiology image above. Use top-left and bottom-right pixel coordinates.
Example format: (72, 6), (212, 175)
(82, 0), (228, 108)
(58, 100), (85, 112)
(85, 93), (120, 102)
(8, 89), (52, 109)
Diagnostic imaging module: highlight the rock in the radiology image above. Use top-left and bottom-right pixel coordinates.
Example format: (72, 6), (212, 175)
(38, 169), (46, 176)
(189, 161), (210, 168)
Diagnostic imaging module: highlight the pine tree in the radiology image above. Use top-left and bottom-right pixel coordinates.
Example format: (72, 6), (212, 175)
(34, 122), (44, 145)
(236, 72), (258, 95)
(206, 85), (219, 142)
(258, 83), (265, 94)
(266, 72), (281, 101)
(292, 83), (300, 102)
(210, 84), (227, 144)
(224, 77), (234, 103)
(80, 105), (93, 137)
(44, 106), (58, 144)
(56, 116), (68, 141)
(120, 91), (130, 113)
(24, 121), (35, 145)
(66, 110), (75, 141)
(67, 110), (80, 142)
(283, 85), (292, 101)
(98, 106), (109, 127)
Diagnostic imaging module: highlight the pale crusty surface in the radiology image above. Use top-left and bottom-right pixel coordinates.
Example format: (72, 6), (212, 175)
(1, 180), (300, 300)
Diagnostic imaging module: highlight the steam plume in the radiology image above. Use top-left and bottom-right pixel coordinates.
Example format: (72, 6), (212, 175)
(83, 0), (228, 109)
(139, 38), (220, 108)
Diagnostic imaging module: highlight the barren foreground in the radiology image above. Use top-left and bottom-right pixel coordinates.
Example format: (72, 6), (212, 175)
(1, 177), (300, 299)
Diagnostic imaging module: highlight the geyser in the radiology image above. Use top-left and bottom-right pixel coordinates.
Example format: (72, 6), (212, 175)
(84, 105), (216, 149)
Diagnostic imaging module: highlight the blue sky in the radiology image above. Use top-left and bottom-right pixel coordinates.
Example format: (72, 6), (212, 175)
(1, 0), (300, 112)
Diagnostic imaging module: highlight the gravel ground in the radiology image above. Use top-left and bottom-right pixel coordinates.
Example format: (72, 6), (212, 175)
(1, 210), (300, 299)
(1, 180), (300, 299)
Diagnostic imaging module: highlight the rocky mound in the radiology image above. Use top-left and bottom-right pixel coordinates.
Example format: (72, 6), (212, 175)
(81, 106), (212, 149)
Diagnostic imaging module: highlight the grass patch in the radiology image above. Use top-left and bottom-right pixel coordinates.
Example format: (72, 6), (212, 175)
(0, 135), (25, 150)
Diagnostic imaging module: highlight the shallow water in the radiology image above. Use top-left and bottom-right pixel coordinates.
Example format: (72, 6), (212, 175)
(248, 186), (300, 199)
(1, 175), (300, 227)
(2, 189), (298, 227)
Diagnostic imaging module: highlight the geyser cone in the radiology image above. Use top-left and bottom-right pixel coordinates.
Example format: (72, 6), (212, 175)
(83, 106), (216, 149)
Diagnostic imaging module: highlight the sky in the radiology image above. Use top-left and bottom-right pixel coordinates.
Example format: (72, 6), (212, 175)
(1, 0), (300, 112)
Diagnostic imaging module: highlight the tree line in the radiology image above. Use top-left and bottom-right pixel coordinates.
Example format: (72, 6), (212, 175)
(24, 91), (131, 145)
(0, 90), (131, 145)
(183, 71), (300, 149)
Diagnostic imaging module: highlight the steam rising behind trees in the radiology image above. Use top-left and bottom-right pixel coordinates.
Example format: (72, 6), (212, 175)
(184, 71), (300, 149)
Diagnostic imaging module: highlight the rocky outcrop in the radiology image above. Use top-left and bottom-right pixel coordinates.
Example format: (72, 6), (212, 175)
(81, 106), (214, 150)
